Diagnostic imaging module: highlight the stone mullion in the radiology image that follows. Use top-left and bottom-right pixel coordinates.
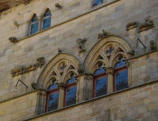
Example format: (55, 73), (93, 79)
(58, 83), (65, 109)
(106, 67), (114, 93)
(76, 74), (93, 103)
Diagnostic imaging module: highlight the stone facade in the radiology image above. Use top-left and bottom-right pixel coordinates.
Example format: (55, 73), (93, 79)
(0, 0), (158, 121)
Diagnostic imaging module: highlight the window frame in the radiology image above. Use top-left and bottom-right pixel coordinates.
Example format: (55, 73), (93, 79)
(64, 80), (77, 107)
(113, 65), (128, 91)
(93, 71), (108, 97)
(28, 15), (40, 36)
(41, 10), (52, 30)
(45, 84), (59, 112)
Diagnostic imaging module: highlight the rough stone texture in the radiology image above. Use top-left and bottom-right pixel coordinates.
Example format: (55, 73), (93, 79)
(25, 82), (158, 121)
(0, 0), (158, 120)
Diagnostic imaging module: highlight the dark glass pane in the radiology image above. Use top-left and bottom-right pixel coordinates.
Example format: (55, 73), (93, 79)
(32, 15), (38, 22)
(95, 76), (107, 97)
(92, 0), (104, 6)
(95, 67), (105, 76)
(115, 59), (126, 69)
(48, 83), (58, 91)
(115, 69), (128, 91)
(30, 22), (39, 35)
(67, 76), (76, 84)
(42, 17), (51, 30)
(44, 10), (51, 16)
(48, 91), (59, 111)
(65, 86), (77, 106)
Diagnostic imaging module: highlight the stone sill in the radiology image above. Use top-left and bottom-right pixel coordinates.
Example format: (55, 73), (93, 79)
(10, 0), (120, 44)
(23, 79), (158, 121)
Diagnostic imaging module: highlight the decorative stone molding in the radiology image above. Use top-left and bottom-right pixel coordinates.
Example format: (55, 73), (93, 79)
(126, 22), (138, 31)
(106, 67), (114, 74)
(11, 57), (45, 77)
(126, 17), (154, 32)
(138, 18), (154, 33)
(98, 30), (111, 40)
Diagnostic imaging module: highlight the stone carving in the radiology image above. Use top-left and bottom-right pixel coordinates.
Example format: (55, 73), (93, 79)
(11, 57), (45, 77)
(98, 30), (111, 39)
(126, 22), (138, 31)
(9, 37), (19, 43)
(150, 40), (157, 51)
(77, 38), (87, 53)
(55, 3), (63, 9)
(126, 17), (154, 32)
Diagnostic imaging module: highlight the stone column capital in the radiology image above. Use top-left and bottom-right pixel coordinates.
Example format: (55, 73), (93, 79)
(106, 67), (114, 74)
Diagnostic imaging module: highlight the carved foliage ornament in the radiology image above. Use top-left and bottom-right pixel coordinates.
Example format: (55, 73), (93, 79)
(11, 57), (45, 77)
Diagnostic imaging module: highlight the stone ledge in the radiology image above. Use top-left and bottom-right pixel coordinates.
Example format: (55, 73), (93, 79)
(22, 79), (158, 121)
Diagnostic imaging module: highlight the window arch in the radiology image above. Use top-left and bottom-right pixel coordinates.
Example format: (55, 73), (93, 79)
(93, 66), (108, 97)
(92, 0), (104, 7)
(46, 80), (59, 112)
(64, 75), (77, 106)
(29, 14), (39, 35)
(42, 9), (51, 30)
(113, 56), (128, 91)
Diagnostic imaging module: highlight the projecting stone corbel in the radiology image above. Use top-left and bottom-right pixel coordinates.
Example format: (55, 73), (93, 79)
(150, 40), (157, 51)
(98, 30), (111, 40)
(138, 18), (154, 33)
(9, 37), (19, 43)
(126, 22), (138, 31)
(11, 57), (45, 77)
(55, 3), (63, 9)
(77, 38), (87, 54)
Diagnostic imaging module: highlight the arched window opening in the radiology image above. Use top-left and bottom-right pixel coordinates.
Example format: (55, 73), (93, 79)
(64, 76), (77, 107)
(46, 81), (59, 112)
(29, 14), (39, 35)
(93, 66), (108, 97)
(114, 57), (128, 91)
(42, 9), (51, 30)
(92, 0), (104, 7)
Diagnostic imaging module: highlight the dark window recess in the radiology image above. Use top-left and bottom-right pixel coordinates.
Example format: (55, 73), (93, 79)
(30, 15), (39, 35)
(42, 9), (51, 30)
(92, 0), (104, 7)
(65, 76), (77, 106)
(93, 67), (107, 97)
(114, 59), (128, 91)
(46, 82), (59, 112)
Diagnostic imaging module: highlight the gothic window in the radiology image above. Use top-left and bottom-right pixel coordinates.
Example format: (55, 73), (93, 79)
(92, 0), (104, 7)
(29, 14), (39, 35)
(42, 9), (51, 30)
(93, 66), (108, 97)
(114, 57), (128, 91)
(46, 81), (59, 112)
(64, 76), (77, 106)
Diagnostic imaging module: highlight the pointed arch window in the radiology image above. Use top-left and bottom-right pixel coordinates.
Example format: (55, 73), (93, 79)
(42, 9), (51, 30)
(114, 58), (128, 91)
(46, 81), (59, 112)
(64, 76), (77, 107)
(92, 0), (104, 7)
(93, 66), (108, 97)
(29, 14), (39, 35)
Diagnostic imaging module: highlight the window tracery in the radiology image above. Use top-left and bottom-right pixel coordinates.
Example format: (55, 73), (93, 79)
(42, 9), (51, 30)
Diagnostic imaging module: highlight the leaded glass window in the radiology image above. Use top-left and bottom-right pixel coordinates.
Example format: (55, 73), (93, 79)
(65, 76), (77, 106)
(42, 9), (51, 30)
(30, 14), (39, 35)
(93, 67), (107, 97)
(46, 82), (59, 112)
(114, 59), (128, 91)
(92, 0), (104, 7)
